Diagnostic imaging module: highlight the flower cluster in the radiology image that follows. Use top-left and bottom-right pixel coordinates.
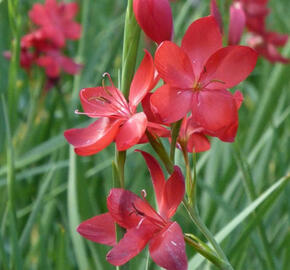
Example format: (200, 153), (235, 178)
(63, 1), (261, 269)
(5, 0), (82, 88)
(78, 151), (187, 269)
(212, 0), (290, 63)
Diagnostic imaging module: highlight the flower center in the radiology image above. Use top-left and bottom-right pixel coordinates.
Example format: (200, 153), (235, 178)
(130, 190), (168, 229)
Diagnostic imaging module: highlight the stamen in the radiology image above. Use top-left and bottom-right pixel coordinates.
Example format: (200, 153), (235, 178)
(74, 109), (98, 117)
(132, 203), (145, 216)
(102, 72), (115, 88)
(137, 218), (145, 229)
(141, 189), (147, 199)
(203, 79), (226, 88)
(88, 96), (111, 104)
(102, 79), (113, 97)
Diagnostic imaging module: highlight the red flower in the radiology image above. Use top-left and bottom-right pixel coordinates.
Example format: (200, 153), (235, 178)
(177, 115), (210, 153)
(29, 0), (81, 47)
(64, 51), (162, 155)
(247, 32), (290, 63)
(77, 151), (187, 270)
(237, 0), (269, 34)
(151, 16), (257, 142)
(133, 0), (173, 44)
(36, 49), (82, 78)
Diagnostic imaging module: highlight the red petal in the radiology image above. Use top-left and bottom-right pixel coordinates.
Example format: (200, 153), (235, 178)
(150, 85), (193, 124)
(201, 46), (258, 89)
(266, 32), (288, 47)
(129, 50), (155, 112)
(64, 22), (82, 40)
(80, 86), (129, 118)
(234, 90), (243, 109)
(138, 122), (170, 144)
(77, 213), (116, 246)
(107, 223), (156, 266)
(36, 55), (60, 78)
(258, 43), (290, 63)
(181, 16), (222, 77)
(155, 41), (195, 89)
(60, 55), (82, 75)
(115, 112), (148, 151)
(136, 150), (166, 210)
(64, 118), (121, 156)
(149, 222), (187, 270)
(187, 133), (211, 153)
(29, 3), (48, 26)
(191, 90), (239, 142)
(228, 2), (246, 45)
(133, 0), (173, 44)
(159, 166), (185, 219)
(63, 2), (79, 20)
(107, 188), (144, 229)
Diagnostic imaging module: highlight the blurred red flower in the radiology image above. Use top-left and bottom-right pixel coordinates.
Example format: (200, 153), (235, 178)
(77, 151), (187, 270)
(151, 16), (257, 142)
(29, 0), (81, 48)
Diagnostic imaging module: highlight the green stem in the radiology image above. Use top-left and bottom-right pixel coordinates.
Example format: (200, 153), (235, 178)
(7, 0), (21, 131)
(2, 95), (23, 270)
(146, 131), (174, 174)
(183, 200), (233, 270)
(121, 0), (141, 98)
(184, 235), (230, 270)
(181, 144), (193, 201)
(56, 86), (71, 128)
(170, 119), (182, 163)
(115, 150), (126, 189)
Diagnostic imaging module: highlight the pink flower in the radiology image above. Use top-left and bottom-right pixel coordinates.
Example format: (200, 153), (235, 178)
(151, 16), (257, 142)
(133, 0), (173, 44)
(77, 151), (187, 270)
(29, 0), (81, 47)
(64, 51), (162, 155)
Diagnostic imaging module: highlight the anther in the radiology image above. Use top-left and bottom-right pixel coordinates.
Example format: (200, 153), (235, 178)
(141, 189), (147, 199)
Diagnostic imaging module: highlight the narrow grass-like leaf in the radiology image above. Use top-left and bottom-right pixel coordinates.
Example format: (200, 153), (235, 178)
(189, 175), (290, 268)
(19, 164), (55, 250)
(1, 94), (23, 270)
(67, 146), (90, 270)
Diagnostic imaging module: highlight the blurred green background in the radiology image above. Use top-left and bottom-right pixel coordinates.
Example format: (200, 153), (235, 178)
(0, 0), (290, 269)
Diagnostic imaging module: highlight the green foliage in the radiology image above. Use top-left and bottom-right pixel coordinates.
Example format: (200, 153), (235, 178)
(0, 0), (290, 269)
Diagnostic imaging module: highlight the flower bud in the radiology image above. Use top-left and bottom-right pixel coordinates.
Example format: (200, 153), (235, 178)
(133, 0), (173, 44)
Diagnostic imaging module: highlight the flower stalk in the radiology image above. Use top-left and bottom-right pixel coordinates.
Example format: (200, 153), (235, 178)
(121, 0), (141, 99)
(183, 200), (234, 270)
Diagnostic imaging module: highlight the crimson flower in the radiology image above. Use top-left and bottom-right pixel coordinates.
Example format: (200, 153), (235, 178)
(236, 0), (269, 34)
(64, 51), (165, 155)
(36, 49), (82, 78)
(29, 0), (81, 48)
(177, 115), (211, 153)
(133, 0), (173, 44)
(151, 16), (257, 142)
(247, 32), (290, 63)
(77, 151), (187, 270)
